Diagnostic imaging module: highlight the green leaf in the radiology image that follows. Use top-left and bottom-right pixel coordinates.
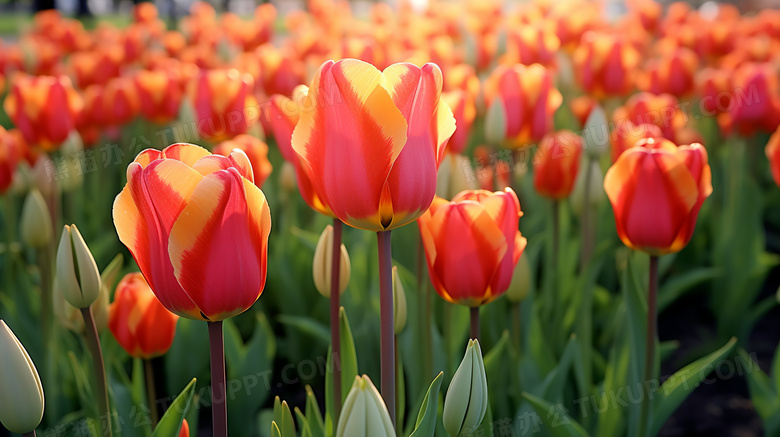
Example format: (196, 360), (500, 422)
(152, 378), (197, 437)
(521, 392), (589, 437)
(305, 385), (326, 437)
(483, 331), (511, 420)
(325, 307), (359, 432)
(657, 268), (719, 312)
(295, 407), (314, 437)
(271, 421), (282, 437)
(409, 372), (443, 437)
(651, 338), (738, 436)
(277, 315), (331, 344)
(738, 348), (779, 423)
(99, 253), (124, 293)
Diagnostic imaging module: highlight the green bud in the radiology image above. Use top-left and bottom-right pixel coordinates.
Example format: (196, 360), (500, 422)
(582, 105), (609, 159)
(484, 98), (507, 147)
(443, 339), (488, 437)
(506, 254), (531, 303)
(55, 224), (101, 308)
(337, 375), (394, 437)
(570, 158), (604, 217)
(392, 266), (407, 335)
(436, 154), (477, 200)
(20, 189), (52, 248)
(58, 132), (85, 192)
(312, 224), (351, 298)
(0, 320), (44, 434)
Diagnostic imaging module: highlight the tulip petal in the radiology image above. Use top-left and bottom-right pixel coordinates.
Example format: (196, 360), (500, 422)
(292, 59), (408, 230)
(168, 168), (271, 321)
(191, 149), (255, 182)
(112, 160), (204, 319)
(268, 93), (300, 163)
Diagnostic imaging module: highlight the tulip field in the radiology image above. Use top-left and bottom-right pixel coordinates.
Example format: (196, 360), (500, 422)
(3, 0), (780, 436)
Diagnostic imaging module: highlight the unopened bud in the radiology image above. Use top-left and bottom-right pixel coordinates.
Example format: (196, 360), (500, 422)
(20, 189), (52, 248)
(443, 339), (488, 437)
(313, 225), (351, 298)
(336, 375), (394, 437)
(392, 266), (407, 335)
(55, 224), (101, 308)
(0, 320), (44, 434)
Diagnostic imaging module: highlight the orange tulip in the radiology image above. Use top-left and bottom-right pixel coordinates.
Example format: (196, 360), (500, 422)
(76, 85), (107, 148)
(613, 92), (686, 144)
(109, 273), (178, 359)
(765, 126), (780, 189)
(418, 188), (526, 306)
(186, 69), (258, 142)
(71, 46), (124, 88)
(611, 121), (664, 162)
(291, 59), (456, 231)
(502, 24), (560, 68)
(570, 95), (597, 128)
(626, 0), (661, 34)
(483, 64), (562, 148)
(103, 76), (141, 127)
(135, 69), (184, 125)
(637, 47), (698, 98)
(573, 32), (640, 99)
(442, 64), (480, 101)
(213, 135), (273, 188)
(533, 130), (583, 200)
(696, 68), (733, 116)
(604, 138), (711, 255)
(442, 90), (476, 155)
(255, 44), (305, 97)
(3, 74), (82, 151)
(550, 0), (603, 51)
(113, 143), (271, 321)
(0, 127), (21, 193)
(179, 420), (190, 437)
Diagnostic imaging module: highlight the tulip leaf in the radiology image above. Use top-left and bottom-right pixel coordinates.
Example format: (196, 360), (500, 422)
(151, 378), (197, 437)
(408, 372), (443, 437)
(305, 385), (326, 437)
(271, 421), (282, 437)
(650, 337), (737, 436)
(325, 307), (359, 432)
(483, 331), (511, 419)
(99, 253), (124, 293)
(521, 392), (589, 437)
(738, 349), (778, 420)
(277, 315), (331, 344)
(657, 267), (719, 312)
(295, 407), (314, 437)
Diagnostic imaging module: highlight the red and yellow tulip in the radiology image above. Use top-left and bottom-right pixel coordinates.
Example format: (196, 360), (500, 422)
(213, 135), (273, 188)
(135, 69), (184, 125)
(186, 69), (258, 142)
(418, 188), (526, 307)
(573, 32), (640, 99)
(109, 272), (178, 359)
(112, 143), (271, 321)
(533, 130), (583, 200)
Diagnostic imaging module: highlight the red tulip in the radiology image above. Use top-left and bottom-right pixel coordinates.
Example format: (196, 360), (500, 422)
(109, 273), (178, 359)
(3, 74), (82, 151)
(611, 121), (664, 162)
(291, 59), (456, 231)
(213, 135), (273, 188)
(573, 32), (640, 99)
(442, 90), (476, 155)
(637, 46), (699, 98)
(0, 126), (21, 193)
(613, 92), (686, 143)
(533, 130), (583, 199)
(103, 76), (141, 127)
(113, 143), (271, 321)
(186, 69), (258, 142)
(135, 69), (184, 125)
(418, 188), (526, 306)
(604, 138), (711, 255)
(722, 63), (780, 136)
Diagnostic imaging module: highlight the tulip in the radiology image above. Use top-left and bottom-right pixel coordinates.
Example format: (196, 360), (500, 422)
(70, 47), (124, 88)
(55, 224), (102, 309)
(443, 64), (480, 101)
(765, 126), (780, 189)
(443, 339), (488, 437)
(637, 47), (699, 98)
(3, 74), (83, 151)
(213, 135), (273, 188)
(312, 224), (351, 298)
(76, 85), (108, 148)
(186, 69), (258, 142)
(442, 90), (476, 155)
(611, 121), (664, 162)
(109, 273), (179, 359)
(483, 64), (562, 148)
(571, 159), (605, 216)
(179, 419), (190, 437)
(113, 143), (271, 321)
(291, 59), (456, 232)
(104, 76), (141, 127)
(573, 32), (640, 99)
(336, 375), (395, 437)
(0, 126), (22, 193)
(0, 320), (44, 435)
(392, 266), (407, 335)
(135, 69), (184, 125)
(570, 95), (597, 128)
(418, 188), (526, 307)
(20, 189), (52, 248)
(696, 68), (733, 116)
(604, 138), (712, 255)
(502, 24), (560, 68)
(53, 277), (110, 334)
(626, 0), (661, 34)
(256, 44), (305, 97)
(613, 92), (685, 143)
(267, 89), (304, 163)
(722, 63), (780, 136)
(533, 130), (583, 200)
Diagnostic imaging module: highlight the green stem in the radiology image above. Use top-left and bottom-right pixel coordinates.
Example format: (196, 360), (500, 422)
(330, 218), (343, 433)
(394, 336), (402, 437)
(144, 359), (159, 427)
(580, 158), (594, 274)
(80, 307), (112, 437)
(416, 233), (433, 381)
(23, 431), (37, 437)
(637, 256), (659, 437)
(208, 321), (228, 437)
(469, 307), (480, 341)
(512, 303), (521, 353)
(377, 230), (395, 426)
(2, 195), (16, 297)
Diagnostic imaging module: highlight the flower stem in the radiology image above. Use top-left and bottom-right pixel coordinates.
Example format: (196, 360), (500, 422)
(637, 256), (659, 437)
(23, 431), (37, 437)
(80, 307), (112, 437)
(512, 302), (521, 353)
(580, 158), (594, 274)
(208, 321), (228, 437)
(330, 218), (343, 433)
(377, 230), (395, 426)
(416, 233), (433, 381)
(144, 359), (159, 427)
(469, 307), (480, 341)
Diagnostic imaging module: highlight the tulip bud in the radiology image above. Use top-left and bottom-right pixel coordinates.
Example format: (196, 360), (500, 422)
(571, 159), (605, 217)
(20, 189), (52, 248)
(279, 161), (297, 194)
(179, 419), (190, 437)
(581, 105), (609, 159)
(58, 132), (85, 192)
(0, 320), (44, 434)
(436, 154), (478, 200)
(336, 375), (394, 437)
(506, 254), (531, 303)
(55, 224), (102, 308)
(392, 266), (407, 335)
(312, 225), (351, 298)
(443, 339), (488, 437)
(484, 98), (507, 146)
